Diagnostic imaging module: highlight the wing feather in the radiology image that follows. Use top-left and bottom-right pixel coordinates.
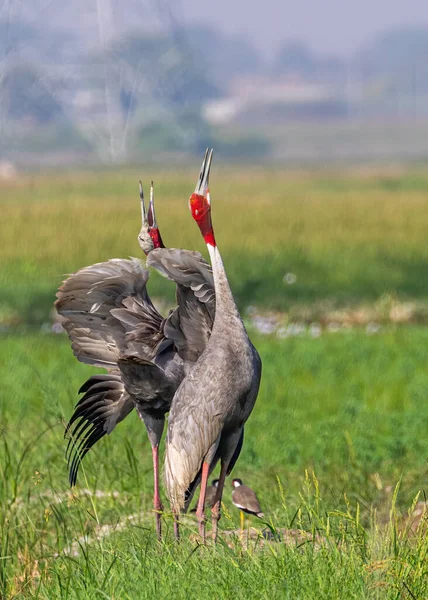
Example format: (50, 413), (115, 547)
(147, 248), (215, 363)
(65, 374), (134, 486)
(56, 258), (162, 366)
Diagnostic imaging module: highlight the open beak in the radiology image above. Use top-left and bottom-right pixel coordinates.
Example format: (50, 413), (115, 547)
(139, 181), (147, 224)
(146, 180), (165, 249)
(195, 148), (213, 199)
(148, 181), (156, 228)
(189, 148), (216, 245)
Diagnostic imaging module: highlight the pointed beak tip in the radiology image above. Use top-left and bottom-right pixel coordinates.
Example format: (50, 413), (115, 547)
(148, 182), (156, 228)
(195, 147), (214, 195)
(140, 182), (147, 222)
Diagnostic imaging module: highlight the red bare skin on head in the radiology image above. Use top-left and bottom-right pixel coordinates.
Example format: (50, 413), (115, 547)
(149, 228), (165, 249)
(147, 206), (154, 228)
(189, 193), (216, 247)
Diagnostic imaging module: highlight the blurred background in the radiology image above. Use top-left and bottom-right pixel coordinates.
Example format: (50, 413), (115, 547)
(3, 3), (428, 596)
(2, 0), (428, 168)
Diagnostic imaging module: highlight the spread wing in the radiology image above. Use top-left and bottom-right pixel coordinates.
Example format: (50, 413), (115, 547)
(147, 248), (215, 364)
(55, 258), (165, 367)
(57, 258), (170, 485)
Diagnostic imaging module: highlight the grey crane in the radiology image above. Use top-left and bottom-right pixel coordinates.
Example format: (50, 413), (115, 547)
(56, 181), (215, 540)
(164, 149), (262, 542)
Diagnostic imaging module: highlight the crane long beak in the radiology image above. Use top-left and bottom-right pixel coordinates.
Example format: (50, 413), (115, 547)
(139, 181), (147, 224)
(189, 148), (216, 246)
(148, 181), (156, 228)
(195, 148), (213, 198)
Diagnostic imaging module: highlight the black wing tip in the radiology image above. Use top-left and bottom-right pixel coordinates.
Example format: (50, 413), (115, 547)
(64, 415), (107, 486)
(66, 429), (106, 487)
(64, 375), (129, 486)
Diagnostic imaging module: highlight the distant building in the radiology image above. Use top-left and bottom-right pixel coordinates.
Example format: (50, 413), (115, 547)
(203, 76), (348, 125)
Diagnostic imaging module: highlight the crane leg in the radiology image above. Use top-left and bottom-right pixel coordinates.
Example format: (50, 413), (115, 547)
(152, 445), (163, 541)
(211, 461), (228, 543)
(196, 461), (210, 543)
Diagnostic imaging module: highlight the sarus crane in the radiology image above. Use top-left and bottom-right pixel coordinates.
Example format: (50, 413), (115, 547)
(56, 181), (215, 539)
(164, 148), (262, 542)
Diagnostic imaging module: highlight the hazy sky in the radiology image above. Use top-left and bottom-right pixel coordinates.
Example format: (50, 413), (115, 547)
(179, 0), (428, 58)
(4, 0), (428, 62)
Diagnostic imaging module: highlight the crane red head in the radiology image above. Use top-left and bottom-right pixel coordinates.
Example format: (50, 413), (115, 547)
(138, 181), (165, 255)
(189, 148), (216, 247)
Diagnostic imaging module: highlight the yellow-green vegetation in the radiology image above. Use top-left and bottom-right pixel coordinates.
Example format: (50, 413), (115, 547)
(1, 167), (428, 598)
(2, 165), (428, 326)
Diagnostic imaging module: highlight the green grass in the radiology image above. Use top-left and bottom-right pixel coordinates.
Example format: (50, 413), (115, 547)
(2, 166), (428, 597)
(1, 330), (428, 598)
(3, 165), (428, 327)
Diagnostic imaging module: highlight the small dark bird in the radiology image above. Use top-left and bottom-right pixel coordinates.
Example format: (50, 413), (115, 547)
(232, 478), (264, 530)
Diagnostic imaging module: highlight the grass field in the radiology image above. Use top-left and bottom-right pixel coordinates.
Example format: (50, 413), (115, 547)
(1, 166), (428, 598)
(3, 164), (428, 328)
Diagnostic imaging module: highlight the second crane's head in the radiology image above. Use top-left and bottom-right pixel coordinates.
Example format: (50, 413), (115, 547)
(189, 148), (216, 247)
(138, 181), (165, 255)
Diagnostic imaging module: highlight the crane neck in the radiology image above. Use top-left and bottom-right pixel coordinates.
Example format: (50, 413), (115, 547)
(207, 243), (242, 324)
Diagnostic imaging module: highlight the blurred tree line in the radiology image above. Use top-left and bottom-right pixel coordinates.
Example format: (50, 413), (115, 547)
(1, 12), (428, 162)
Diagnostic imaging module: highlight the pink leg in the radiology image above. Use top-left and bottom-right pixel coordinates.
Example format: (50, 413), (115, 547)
(152, 445), (163, 541)
(211, 462), (228, 543)
(196, 461), (210, 543)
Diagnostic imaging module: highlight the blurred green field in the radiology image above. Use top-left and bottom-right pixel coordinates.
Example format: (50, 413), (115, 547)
(1, 166), (428, 598)
(3, 165), (428, 327)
